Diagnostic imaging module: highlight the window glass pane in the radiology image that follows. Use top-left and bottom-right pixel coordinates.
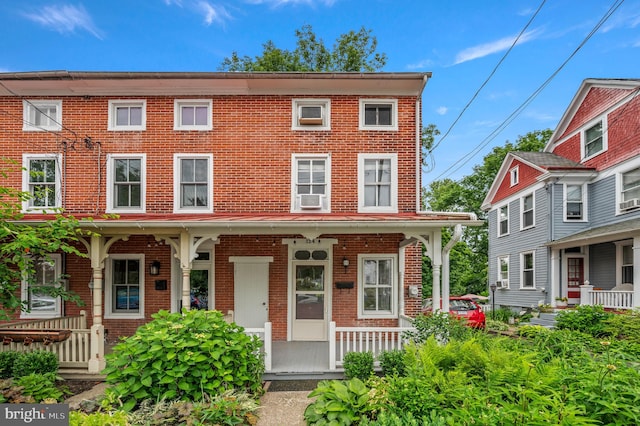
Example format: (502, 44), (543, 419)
(296, 294), (324, 319)
(116, 185), (130, 207)
(378, 288), (391, 311)
(129, 159), (141, 181)
(364, 107), (377, 125)
(30, 160), (45, 182)
(130, 184), (141, 207)
(364, 186), (376, 206)
(116, 107), (129, 126)
(378, 186), (390, 206)
(364, 160), (376, 183)
(181, 159), (194, 182)
(378, 259), (391, 285)
(623, 245), (633, 264)
(311, 161), (325, 184)
(363, 288), (376, 310)
(622, 168), (640, 201)
(196, 184), (208, 206)
(364, 260), (377, 285)
(301, 106), (322, 118)
(182, 106), (195, 126)
(195, 106), (208, 125)
(585, 122), (603, 156)
(194, 159), (208, 182)
(113, 260), (126, 284)
(296, 266), (324, 291)
(127, 260), (140, 284)
(298, 161), (310, 184)
(524, 253), (533, 269)
(130, 107), (142, 126)
(115, 159), (128, 182)
(378, 159), (391, 183)
(567, 185), (582, 202)
(377, 107), (391, 125)
(567, 203), (582, 218)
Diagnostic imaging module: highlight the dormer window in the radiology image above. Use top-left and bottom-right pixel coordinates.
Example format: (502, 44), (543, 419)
(510, 167), (519, 186)
(292, 99), (330, 130)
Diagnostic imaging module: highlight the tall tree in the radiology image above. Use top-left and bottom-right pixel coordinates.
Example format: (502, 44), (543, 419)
(219, 24), (387, 72)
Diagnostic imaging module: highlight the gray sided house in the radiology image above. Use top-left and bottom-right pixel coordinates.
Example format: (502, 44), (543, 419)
(483, 79), (640, 311)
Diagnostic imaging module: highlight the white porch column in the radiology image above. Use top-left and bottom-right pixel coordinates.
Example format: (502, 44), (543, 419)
(180, 231), (192, 311)
(580, 282), (593, 306)
(329, 321), (336, 370)
(432, 230), (442, 312)
(634, 236), (640, 309)
(88, 235), (105, 374)
(550, 249), (559, 307)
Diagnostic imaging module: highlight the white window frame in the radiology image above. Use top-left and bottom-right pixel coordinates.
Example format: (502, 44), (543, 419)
(564, 183), (587, 222)
(617, 164), (640, 215)
(108, 100), (147, 131)
(292, 99), (331, 130)
(520, 193), (535, 230)
(498, 205), (509, 237)
(174, 99), (213, 131)
(105, 254), (145, 319)
(497, 255), (509, 289)
(357, 153), (398, 213)
(21, 254), (63, 319)
(23, 100), (62, 131)
(520, 251), (535, 289)
(22, 153), (62, 212)
(291, 154), (331, 213)
(173, 154), (213, 213)
(509, 166), (519, 186)
(358, 254), (398, 319)
(615, 240), (634, 285)
(581, 117), (607, 161)
(106, 154), (146, 213)
(359, 99), (398, 131)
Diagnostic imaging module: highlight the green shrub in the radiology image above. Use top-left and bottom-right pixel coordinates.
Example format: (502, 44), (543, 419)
(405, 311), (471, 345)
(102, 309), (264, 411)
(555, 305), (613, 337)
(12, 350), (59, 378)
(492, 307), (516, 323)
(378, 350), (405, 377)
(304, 378), (375, 425)
(69, 411), (129, 426)
(360, 410), (442, 425)
(603, 310), (640, 344)
(343, 351), (374, 381)
(15, 372), (66, 402)
(0, 352), (19, 379)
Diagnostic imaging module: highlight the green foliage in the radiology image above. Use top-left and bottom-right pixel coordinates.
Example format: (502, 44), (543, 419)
(555, 305), (614, 337)
(405, 311), (472, 345)
(343, 351), (374, 381)
(304, 378), (375, 425)
(360, 410), (440, 426)
(15, 372), (66, 402)
(12, 350), (59, 378)
(219, 24), (386, 72)
(69, 411), (129, 426)
(102, 309), (264, 411)
(486, 319), (509, 332)
(491, 307), (517, 323)
(0, 351), (19, 379)
(378, 350), (406, 377)
(603, 309), (640, 344)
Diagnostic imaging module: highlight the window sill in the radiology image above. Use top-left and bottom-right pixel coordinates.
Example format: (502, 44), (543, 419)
(105, 313), (144, 320)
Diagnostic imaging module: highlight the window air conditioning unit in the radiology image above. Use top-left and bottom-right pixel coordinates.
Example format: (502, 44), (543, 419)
(299, 194), (322, 209)
(620, 198), (640, 211)
(298, 106), (323, 125)
(496, 280), (508, 289)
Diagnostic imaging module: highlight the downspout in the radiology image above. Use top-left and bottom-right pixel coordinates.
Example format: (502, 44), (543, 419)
(441, 224), (463, 312)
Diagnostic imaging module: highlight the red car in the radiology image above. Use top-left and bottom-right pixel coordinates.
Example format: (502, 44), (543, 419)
(422, 296), (486, 328)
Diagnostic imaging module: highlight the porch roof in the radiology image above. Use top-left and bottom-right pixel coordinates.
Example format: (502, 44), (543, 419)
(547, 217), (640, 249)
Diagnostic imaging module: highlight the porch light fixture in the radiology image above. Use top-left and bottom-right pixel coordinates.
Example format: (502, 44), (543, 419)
(150, 260), (161, 276)
(342, 257), (349, 273)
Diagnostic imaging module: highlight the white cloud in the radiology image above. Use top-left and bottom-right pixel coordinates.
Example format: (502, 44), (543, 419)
(453, 29), (541, 65)
(406, 59), (433, 70)
(195, 1), (232, 26)
(23, 4), (103, 39)
(436, 106), (448, 116)
(243, 0), (337, 6)
(601, 9), (640, 33)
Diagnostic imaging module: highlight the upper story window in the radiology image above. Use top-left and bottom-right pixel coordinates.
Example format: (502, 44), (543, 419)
(23, 100), (62, 131)
(108, 100), (146, 131)
(565, 184), (585, 221)
(521, 193), (534, 229)
(21, 254), (62, 319)
(619, 166), (640, 213)
(22, 154), (61, 211)
(292, 99), (330, 130)
(521, 251), (535, 289)
(359, 99), (398, 130)
(509, 167), (519, 186)
(174, 99), (212, 130)
(497, 255), (509, 289)
(358, 153), (398, 213)
(498, 205), (509, 236)
(358, 254), (397, 319)
(582, 119), (606, 159)
(291, 154), (330, 212)
(173, 154), (213, 213)
(106, 154), (146, 213)
(105, 254), (144, 319)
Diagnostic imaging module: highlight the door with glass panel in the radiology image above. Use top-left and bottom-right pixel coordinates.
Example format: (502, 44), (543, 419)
(292, 263), (327, 341)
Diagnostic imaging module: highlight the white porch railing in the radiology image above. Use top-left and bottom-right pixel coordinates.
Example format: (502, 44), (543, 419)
(329, 322), (415, 370)
(580, 285), (634, 310)
(2, 311), (87, 330)
(244, 322), (272, 372)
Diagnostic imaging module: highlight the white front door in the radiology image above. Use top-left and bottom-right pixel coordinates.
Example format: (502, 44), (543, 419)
(233, 258), (270, 328)
(292, 263), (328, 341)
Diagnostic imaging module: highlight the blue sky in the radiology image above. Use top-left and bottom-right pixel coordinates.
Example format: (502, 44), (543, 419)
(1, 0), (639, 181)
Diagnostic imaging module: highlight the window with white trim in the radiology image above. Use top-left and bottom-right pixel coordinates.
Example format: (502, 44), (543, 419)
(21, 254), (62, 318)
(291, 154), (330, 212)
(22, 154), (61, 211)
(622, 244), (634, 284)
(498, 205), (509, 236)
(497, 255), (509, 288)
(619, 166), (640, 213)
(521, 251), (535, 289)
(108, 100), (146, 131)
(358, 153), (398, 213)
(23, 100), (62, 131)
(106, 154), (146, 213)
(582, 119), (606, 159)
(106, 254), (144, 319)
(173, 154), (213, 213)
(292, 99), (330, 130)
(174, 99), (212, 130)
(521, 193), (534, 229)
(509, 167), (519, 186)
(359, 99), (398, 130)
(565, 184), (585, 221)
(359, 254), (397, 318)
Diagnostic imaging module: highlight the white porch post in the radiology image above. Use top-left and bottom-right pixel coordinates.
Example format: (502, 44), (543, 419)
(550, 249), (559, 307)
(580, 282), (593, 306)
(432, 231), (442, 312)
(180, 231), (192, 311)
(329, 321), (336, 370)
(88, 235), (105, 374)
(263, 322), (272, 372)
(634, 236), (640, 309)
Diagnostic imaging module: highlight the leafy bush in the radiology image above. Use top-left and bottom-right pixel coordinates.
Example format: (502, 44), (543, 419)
(378, 350), (405, 377)
(555, 305), (613, 337)
(343, 351), (374, 380)
(603, 310), (640, 344)
(360, 410), (442, 425)
(486, 319), (509, 332)
(492, 307), (517, 323)
(103, 309), (264, 411)
(69, 411), (129, 426)
(11, 350), (59, 378)
(0, 352), (19, 379)
(15, 372), (66, 402)
(304, 378), (375, 425)
(405, 311), (471, 345)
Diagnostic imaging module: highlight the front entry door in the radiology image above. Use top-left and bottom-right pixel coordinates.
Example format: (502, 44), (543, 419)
(233, 259), (270, 328)
(292, 263), (327, 341)
(567, 257), (584, 300)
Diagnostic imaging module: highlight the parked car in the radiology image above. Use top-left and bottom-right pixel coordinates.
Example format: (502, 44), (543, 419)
(422, 296), (486, 328)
